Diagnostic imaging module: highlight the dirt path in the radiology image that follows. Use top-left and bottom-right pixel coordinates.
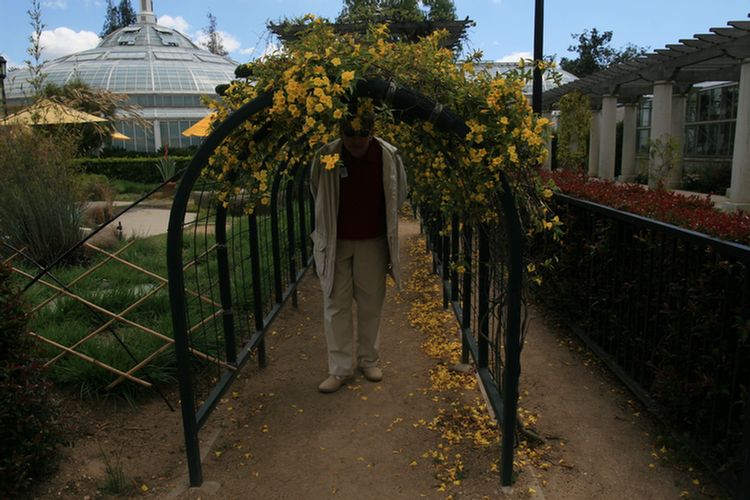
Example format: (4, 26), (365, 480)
(22, 215), (726, 500)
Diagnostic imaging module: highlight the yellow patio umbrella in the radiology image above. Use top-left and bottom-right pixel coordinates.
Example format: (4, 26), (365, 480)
(182, 113), (217, 137)
(0, 99), (108, 126)
(110, 131), (131, 140)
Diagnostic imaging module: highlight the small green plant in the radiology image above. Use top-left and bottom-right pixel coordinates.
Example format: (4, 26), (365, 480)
(77, 173), (116, 203)
(556, 90), (592, 170)
(97, 439), (130, 494)
(155, 143), (177, 183)
(155, 156), (177, 183)
(639, 134), (682, 189)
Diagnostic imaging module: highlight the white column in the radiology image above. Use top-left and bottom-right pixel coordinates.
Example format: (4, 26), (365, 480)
(153, 119), (161, 152)
(621, 103), (637, 182)
(588, 110), (601, 177)
(667, 94), (687, 189)
(542, 110), (553, 170)
(598, 95), (618, 180)
(725, 59), (750, 212)
(649, 81), (674, 188)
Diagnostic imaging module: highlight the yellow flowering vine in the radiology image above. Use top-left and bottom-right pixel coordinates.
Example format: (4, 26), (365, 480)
(202, 14), (561, 239)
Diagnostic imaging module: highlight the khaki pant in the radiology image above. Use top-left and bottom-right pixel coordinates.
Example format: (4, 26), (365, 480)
(323, 236), (388, 377)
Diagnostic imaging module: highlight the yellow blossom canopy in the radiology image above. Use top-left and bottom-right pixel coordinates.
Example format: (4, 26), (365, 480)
(201, 15), (560, 232)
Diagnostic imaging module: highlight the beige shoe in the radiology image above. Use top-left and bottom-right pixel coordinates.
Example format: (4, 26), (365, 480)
(358, 366), (383, 382)
(318, 375), (352, 393)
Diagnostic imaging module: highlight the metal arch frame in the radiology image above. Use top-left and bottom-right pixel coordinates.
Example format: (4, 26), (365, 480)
(166, 78), (525, 488)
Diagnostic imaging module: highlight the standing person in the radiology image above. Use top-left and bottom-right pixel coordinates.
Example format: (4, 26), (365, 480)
(310, 115), (407, 393)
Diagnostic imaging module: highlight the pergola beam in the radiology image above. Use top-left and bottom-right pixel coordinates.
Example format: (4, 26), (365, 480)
(542, 18), (750, 109)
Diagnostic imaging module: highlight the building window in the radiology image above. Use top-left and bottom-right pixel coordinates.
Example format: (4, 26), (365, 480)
(160, 120), (203, 150)
(116, 28), (141, 46)
(636, 100), (652, 154)
(684, 84), (738, 157)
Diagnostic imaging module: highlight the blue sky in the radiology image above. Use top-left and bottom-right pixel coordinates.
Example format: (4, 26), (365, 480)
(0, 0), (748, 72)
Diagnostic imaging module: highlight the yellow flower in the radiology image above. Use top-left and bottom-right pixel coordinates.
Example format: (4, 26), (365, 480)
(331, 57), (341, 66)
(321, 154), (339, 170)
(303, 116), (316, 132)
(341, 70), (355, 87)
(333, 109), (343, 120)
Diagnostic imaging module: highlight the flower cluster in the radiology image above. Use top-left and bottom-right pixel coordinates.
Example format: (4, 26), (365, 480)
(202, 16), (555, 229)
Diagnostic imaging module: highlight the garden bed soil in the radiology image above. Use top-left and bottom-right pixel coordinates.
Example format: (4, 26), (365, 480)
(20, 217), (727, 500)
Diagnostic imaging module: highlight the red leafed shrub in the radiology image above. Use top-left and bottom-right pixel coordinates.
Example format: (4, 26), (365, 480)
(0, 258), (66, 499)
(541, 169), (750, 245)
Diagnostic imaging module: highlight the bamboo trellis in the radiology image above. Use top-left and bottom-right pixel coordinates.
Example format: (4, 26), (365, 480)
(7, 199), (237, 397)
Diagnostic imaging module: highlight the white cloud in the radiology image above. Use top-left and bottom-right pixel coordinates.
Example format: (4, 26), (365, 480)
(497, 51), (531, 62)
(158, 15), (191, 34)
(39, 27), (100, 61)
(42, 0), (67, 8)
(194, 31), (242, 54)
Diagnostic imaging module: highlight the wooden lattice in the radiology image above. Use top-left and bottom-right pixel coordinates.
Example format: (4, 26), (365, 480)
(10, 228), (235, 393)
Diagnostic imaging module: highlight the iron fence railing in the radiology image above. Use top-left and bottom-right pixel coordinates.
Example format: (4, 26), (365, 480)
(531, 192), (750, 499)
(420, 175), (525, 487)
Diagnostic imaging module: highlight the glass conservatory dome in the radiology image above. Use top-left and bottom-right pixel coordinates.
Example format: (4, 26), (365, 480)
(4, 1), (238, 152)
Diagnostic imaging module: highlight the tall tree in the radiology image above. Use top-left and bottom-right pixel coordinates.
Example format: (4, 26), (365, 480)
(25, 0), (47, 99)
(337, 0), (457, 23)
(423, 0), (456, 21)
(43, 79), (150, 156)
(201, 12), (229, 57)
(118, 0), (137, 26)
(101, 0), (118, 37)
(560, 28), (647, 78)
(100, 0), (137, 37)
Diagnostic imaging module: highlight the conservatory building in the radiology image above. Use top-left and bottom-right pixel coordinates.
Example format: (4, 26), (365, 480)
(3, 0), (237, 152)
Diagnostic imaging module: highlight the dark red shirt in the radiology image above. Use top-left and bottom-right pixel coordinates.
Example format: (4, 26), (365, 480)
(337, 140), (387, 240)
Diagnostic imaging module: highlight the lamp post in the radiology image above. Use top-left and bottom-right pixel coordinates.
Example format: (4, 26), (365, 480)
(532, 0), (544, 115)
(0, 56), (7, 118)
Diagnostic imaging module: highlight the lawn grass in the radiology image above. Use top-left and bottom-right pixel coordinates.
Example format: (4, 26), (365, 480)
(15, 188), (307, 405)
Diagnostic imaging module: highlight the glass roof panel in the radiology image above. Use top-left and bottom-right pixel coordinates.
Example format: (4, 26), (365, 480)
(106, 51), (148, 60)
(153, 51), (194, 61)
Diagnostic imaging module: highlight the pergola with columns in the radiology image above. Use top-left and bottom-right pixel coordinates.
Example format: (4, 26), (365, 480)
(541, 16), (750, 212)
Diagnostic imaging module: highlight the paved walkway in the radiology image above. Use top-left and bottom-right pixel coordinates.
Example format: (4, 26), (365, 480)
(672, 188), (730, 210)
(113, 200), (195, 238)
(154, 218), (720, 500)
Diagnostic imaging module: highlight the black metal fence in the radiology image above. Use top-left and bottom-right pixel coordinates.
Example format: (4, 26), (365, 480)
(420, 187), (525, 487)
(166, 79), (525, 488)
(166, 92), (315, 486)
(531, 192), (750, 499)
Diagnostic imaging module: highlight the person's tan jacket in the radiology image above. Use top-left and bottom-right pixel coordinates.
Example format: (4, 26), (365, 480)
(310, 137), (407, 297)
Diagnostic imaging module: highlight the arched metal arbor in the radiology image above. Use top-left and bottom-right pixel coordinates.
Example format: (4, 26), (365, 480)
(166, 78), (524, 489)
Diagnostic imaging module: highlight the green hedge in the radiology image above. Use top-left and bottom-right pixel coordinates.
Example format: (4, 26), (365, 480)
(76, 157), (192, 184)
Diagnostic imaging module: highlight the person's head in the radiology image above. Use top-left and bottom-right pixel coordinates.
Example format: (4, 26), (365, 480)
(340, 114), (375, 158)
